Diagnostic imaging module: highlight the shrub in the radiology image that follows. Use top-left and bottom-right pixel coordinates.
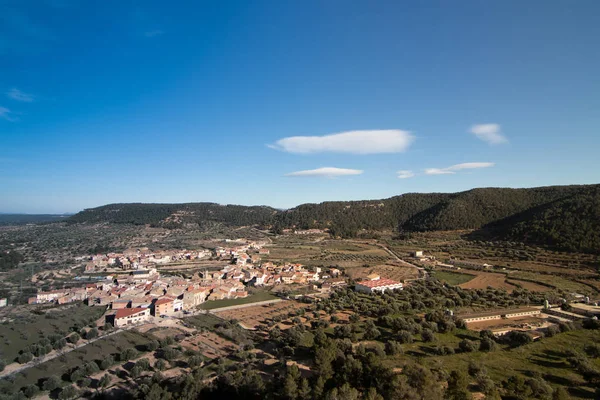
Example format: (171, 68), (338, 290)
(458, 339), (477, 353)
(479, 337), (497, 352)
(385, 340), (403, 356)
(17, 352), (34, 364)
(22, 384), (38, 398)
(42, 375), (61, 391)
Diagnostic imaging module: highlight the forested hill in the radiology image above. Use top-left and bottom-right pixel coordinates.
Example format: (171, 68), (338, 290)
(67, 203), (277, 227)
(66, 184), (600, 252)
(468, 188), (600, 253)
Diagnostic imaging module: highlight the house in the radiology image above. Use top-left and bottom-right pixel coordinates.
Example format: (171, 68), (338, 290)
(281, 272), (296, 284)
(410, 251), (424, 258)
(152, 297), (175, 317)
(354, 278), (403, 294)
(0, 298), (7, 307)
(113, 307), (150, 327)
(183, 288), (210, 310)
(259, 249), (270, 255)
(112, 299), (131, 310)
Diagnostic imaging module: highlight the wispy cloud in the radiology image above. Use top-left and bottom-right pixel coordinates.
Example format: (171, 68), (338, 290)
(144, 30), (164, 38)
(285, 167), (364, 178)
(469, 124), (508, 145)
(269, 129), (415, 154)
(397, 170), (415, 179)
(0, 106), (18, 122)
(7, 88), (34, 102)
(424, 162), (495, 175)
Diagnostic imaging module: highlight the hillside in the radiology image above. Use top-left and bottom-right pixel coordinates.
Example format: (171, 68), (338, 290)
(400, 185), (589, 232)
(67, 203), (277, 228)
(66, 184), (600, 252)
(469, 188), (600, 253)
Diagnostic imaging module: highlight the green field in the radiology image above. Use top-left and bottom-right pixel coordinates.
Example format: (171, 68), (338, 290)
(432, 270), (476, 285)
(0, 330), (151, 396)
(199, 291), (278, 310)
(384, 329), (600, 399)
(0, 303), (107, 363)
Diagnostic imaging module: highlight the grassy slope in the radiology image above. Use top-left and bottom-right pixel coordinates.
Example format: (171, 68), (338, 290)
(0, 304), (107, 362)
(385, 329), (600, 399)
(0, 330), (150, 395)
(431, 270), (476, 285)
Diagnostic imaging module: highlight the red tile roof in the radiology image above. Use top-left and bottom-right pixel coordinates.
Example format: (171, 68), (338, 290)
(115, 307), (148, 319)
(357, 279), (401, 288)
(154, 297), (174, 306)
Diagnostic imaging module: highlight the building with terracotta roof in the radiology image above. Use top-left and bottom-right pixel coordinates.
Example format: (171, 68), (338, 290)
(113, 307), (150, 327)
(152, 297), (175, 317)
(354, 278), (403, 294)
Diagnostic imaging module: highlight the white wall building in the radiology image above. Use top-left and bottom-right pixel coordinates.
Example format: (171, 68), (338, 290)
(354, 278), (403, 294)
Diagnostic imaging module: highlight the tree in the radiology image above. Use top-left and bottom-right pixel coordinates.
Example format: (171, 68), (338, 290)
(298, 378), (310, 400)
(504, 331), (533, 347)
(552, 387), (569, 400)
(42, 375), (61, 391)
(363, 388), (384, 400)
(385, 340), (402, 356)
(458, 339), (477, 353)
(396, 330), (413, 344)
(17, 352), (33, 364)
(58, 386), (79, 400)
(22, 384), (38, 398)
(100, 355), (114, 370)
(446, 370), (472, 400)
(85, 328), (98, 340)
(99, 374), (112, 390)
(479, 337), (497, 352)
(67, 333), (80, 344)
(421, 329), (435, 343)
(155, 359), (167, 371)
(130, 365), (143, 378)
(584, 343), (600, 358)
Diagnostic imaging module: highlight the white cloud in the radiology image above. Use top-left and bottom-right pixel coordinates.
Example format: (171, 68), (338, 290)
(285, 167), (364, 178)
(0, 106), (17, 122)
(6, 88), (34, 102)
(144, 30), (164, 38)
(469, 123), (508, 145)
(269, 129), (415, 154)
(424, 168), (455, 175)
(424, 162), (495, 175)
(397, 170), (415, 179)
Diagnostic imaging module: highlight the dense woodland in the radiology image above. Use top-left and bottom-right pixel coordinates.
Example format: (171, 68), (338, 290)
(65, 184), (600, 253)
(67, 203), (277, 227)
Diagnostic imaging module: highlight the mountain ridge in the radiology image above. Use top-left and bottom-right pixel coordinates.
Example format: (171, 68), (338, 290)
(63, 183), (600, 253)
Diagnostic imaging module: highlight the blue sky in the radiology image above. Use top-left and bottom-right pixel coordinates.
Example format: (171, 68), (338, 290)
(1, 1), (599, 213)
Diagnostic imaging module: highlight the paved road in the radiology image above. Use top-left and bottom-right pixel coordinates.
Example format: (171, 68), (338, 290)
(0, 327), (134, 379)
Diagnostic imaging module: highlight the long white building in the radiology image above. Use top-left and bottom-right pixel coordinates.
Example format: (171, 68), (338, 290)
(355, 278), (403, 294)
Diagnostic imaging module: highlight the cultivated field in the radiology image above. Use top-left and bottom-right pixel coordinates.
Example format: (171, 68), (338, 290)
(345, 263), (419, 282)
(215, 300), (307, 330)
(181, 330), (237, 359)
(264, 238), (393, 269)
(0, 303), (107, 362)
(0, 330), (150, 395)
(200, 290), (278, 310)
